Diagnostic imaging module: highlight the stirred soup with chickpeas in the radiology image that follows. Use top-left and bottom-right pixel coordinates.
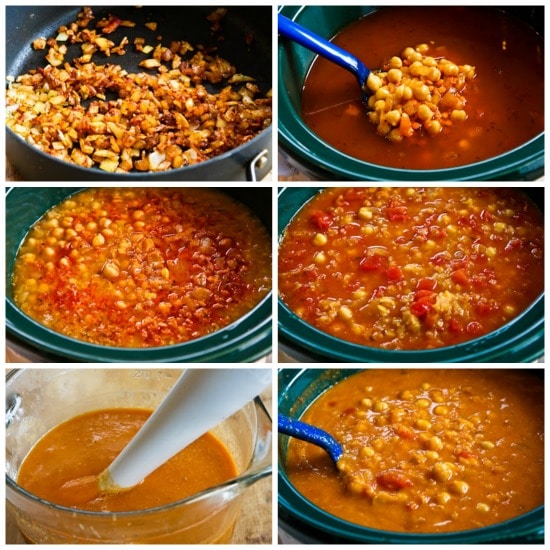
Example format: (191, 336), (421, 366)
(302, 7), (544, 170)
(285, 369), (544, 533)
(12, 187), (271, 348)
(278, 187), (544, 350)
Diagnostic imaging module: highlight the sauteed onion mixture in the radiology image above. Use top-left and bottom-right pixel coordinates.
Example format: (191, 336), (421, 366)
(6, 7), (272, 173)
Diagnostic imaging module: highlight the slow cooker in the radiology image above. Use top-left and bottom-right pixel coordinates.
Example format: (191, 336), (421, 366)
(278, 187), (544, 363)
(6, 187), (272, 362)
(278, 5), (544, 181)
(278, 368), (545, 543)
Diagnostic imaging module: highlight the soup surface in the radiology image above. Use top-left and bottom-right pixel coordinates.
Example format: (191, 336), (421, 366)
(278, 187), (544, 350)
(17, 408), (237, 512)
(301, 7), (544, 169)
(285, 369), (544, 533)
(12, 187), (271, 347)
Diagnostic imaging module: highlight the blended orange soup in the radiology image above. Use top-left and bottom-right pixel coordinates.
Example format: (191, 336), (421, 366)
(17, 408), (237, 512)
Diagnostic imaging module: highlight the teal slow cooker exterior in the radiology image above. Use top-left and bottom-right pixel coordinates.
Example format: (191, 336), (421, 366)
(278, 187), (544, 363)
(278, 368), (545, 543)
(278, 5), (544, 181)
(6, 187), (272, 362)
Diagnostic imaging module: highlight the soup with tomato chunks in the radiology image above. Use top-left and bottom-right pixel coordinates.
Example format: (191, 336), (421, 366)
(302, 7), (544, 170)
(278, 187), (544, 350)
(17, 408), (237, 512)
(12, 187), (272, 348)
(285, 369), (544, 533)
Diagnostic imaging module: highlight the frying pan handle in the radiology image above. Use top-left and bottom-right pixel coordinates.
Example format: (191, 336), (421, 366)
(248, 148), (270, 181)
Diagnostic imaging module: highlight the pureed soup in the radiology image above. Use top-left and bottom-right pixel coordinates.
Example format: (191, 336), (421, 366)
(285, 369), (544, 533)
(301, 7), (544, 170)
(17, 408), (237, 512)
(12, 187), (271, 348)
(278, 187), (544, 351)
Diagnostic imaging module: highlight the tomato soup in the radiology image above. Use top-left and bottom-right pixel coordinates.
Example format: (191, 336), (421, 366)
(285, 369), (544, 533)
(302, 7), (544, 170)
(12, 187), (271, 348)
(278, 187), (544, 351)
(17, 408), (237, 512)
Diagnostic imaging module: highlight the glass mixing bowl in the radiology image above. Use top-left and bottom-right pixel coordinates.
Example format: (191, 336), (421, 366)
(6, 368), (272, 544)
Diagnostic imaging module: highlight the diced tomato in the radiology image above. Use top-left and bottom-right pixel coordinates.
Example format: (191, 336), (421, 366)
(505, 238), (523, 252)
(386, 264), (403, 282)
(430, 251), (451, 266)
(310, 210), (332, 230)
(457, 449), (477, 459)
(449, 318), (463, 333)
(429, 225), (447, 239)
(466, 321), (484, 335)
(376, 470), (413, 490)
(386, 206), (409, 221)
(414, 289), (435, 301)
(410, 295), (434, 317)
(360, 254), (385, 271)
(417, 277), (437, 291)
(479, 209), (494, 222)
(475, 299), (494, 315)
(395, 425), (415, 440)
(451, 268), (469, 286)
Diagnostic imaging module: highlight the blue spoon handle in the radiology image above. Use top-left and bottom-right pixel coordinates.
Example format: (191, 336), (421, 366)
(278, 13), (370, 93)
(278, 413), (343, 464)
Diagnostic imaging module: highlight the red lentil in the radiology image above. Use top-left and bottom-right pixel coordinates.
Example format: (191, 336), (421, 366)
(12, 188), (271, 347)
(285, 369), (544, 533)
(278, 187), (543, 350)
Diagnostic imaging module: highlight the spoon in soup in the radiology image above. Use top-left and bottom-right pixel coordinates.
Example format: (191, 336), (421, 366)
(278, 413), (343, 464)
(57, 369), (272, 507)
(278, 14), (371, 102)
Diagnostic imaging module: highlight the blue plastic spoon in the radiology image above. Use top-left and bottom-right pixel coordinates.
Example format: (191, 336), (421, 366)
(278, 13), (371, 102)
(278, 413), (343, 464)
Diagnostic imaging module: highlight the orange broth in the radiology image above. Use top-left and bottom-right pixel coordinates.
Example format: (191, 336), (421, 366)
(302, 7), (544, 170)
(17, 408), (237, 512)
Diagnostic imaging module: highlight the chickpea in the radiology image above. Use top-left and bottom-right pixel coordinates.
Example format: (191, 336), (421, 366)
(102, 261), (120, 280)
(387, 68), (402, 84)
(450, 480), (469, 495)
(338, 305), (353, 321)
(92, 233), (105, 247)
(429, 436), (443, 451)
(451, 109), (467, 122)
(412, 82), (431, 101)
(385, 109), (402, 126)
(436, 492), (452, 505)
(433, 461), (454, 482)
(373, 400), (389, 412)
(389, 56), (403, 69)
(313, 233), (327, 246)
(417, 104), (433, 121)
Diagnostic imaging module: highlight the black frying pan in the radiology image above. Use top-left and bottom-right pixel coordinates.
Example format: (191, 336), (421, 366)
(6, 5), (272, 181)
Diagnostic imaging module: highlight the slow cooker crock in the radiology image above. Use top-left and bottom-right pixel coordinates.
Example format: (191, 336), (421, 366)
(278, 368), (545, 544)
(278, 5), (544, 181)
(278, 187), (544, 363)
(6, 187), (272, 362)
